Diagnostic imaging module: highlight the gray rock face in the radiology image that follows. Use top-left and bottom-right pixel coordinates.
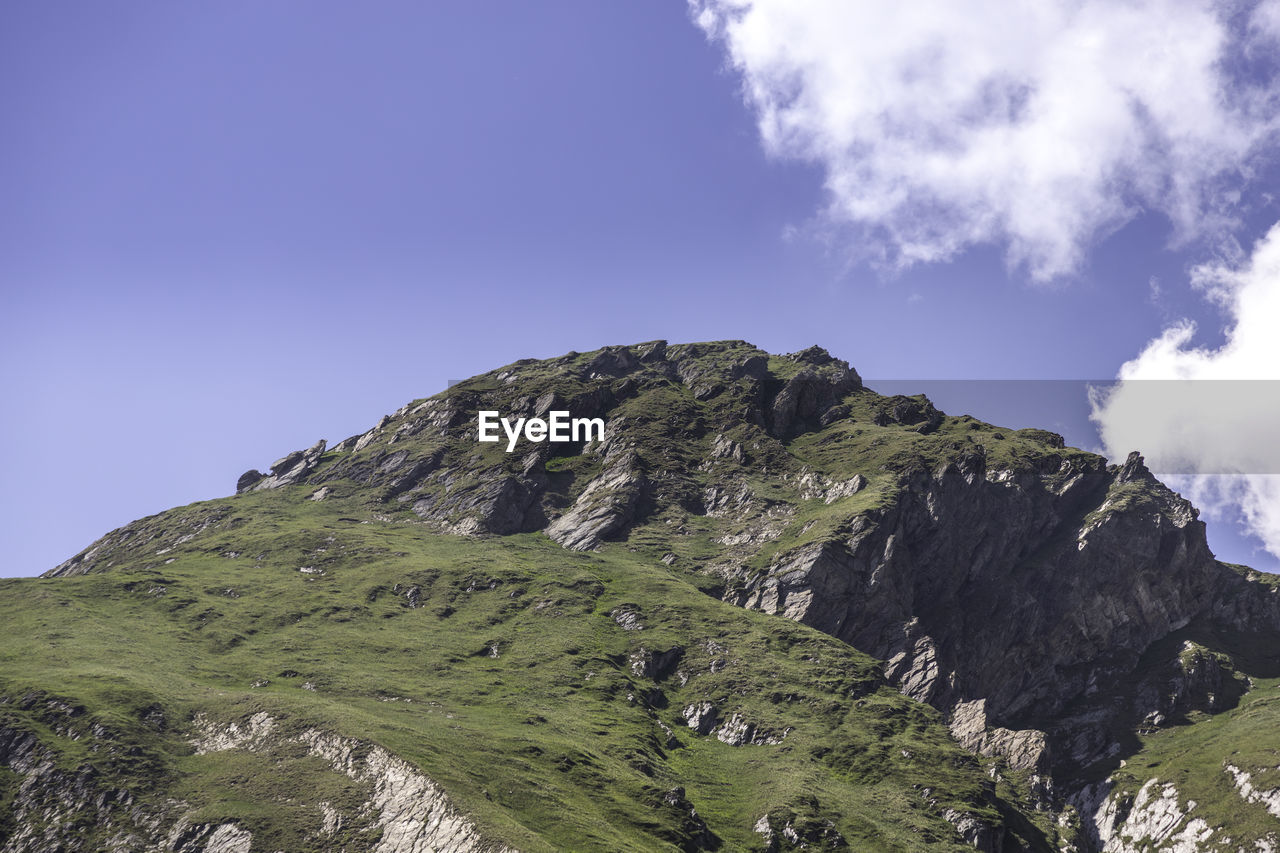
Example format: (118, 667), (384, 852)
(752, 800), (849, 851)
(0, 708), (521, 853)
(169, 822), (253, 853)
(1077, 777), (1216, 853)
(174, 712), (520, 853)
(724, 452), (1227, 780)
(546, 452), (649, 551)
(768, 363), (862, 439)
(872, 394), (943, 431)
(611, 607), (644, 630)
(581, 345), (639, 377)
(714, 712), (788, 746)
(682, 702), (720, 735)
(235, 469), (264, 492)
(0, 697), (185, 853)
(942, 808), (1003, 853)
(948, 699), (1048, 772)
(710, 433), (745, 463)
(678, 703), (786, 747)
(437, 474), (545, 536)
(244, 439), (327, 492)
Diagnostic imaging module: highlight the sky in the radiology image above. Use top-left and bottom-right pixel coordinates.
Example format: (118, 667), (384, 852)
(3, 1), (1279, 577)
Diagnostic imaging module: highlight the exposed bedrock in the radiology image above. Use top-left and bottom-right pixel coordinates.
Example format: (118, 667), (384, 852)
(724, 451), (1238, 778)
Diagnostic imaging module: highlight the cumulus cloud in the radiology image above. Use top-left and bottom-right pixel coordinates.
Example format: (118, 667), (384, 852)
(693, 0), (1280, 279)
(1091, 223), (1280, 557)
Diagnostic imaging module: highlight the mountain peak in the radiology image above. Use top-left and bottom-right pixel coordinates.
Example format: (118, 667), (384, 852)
(20, 340), (1280, 852)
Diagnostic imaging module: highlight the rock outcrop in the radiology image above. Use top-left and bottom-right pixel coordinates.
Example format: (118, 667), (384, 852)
(192, 712), (516, 853)
(0, 697), (181, 853)
(239, 438), (327, 492)
(0, 700), (516, 853)
(546, 451), (649, 550)
(721, 449), (1235, 784)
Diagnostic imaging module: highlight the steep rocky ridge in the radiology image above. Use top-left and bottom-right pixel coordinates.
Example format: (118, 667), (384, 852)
(16, 339), (1280, 851)
(723, 450), (1229, 775)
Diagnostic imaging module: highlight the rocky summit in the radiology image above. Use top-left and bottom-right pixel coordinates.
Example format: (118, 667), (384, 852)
(5, 340), (1280, 852)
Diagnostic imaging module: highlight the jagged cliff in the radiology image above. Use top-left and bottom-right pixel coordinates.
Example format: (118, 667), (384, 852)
(9, 340), (1280, 851)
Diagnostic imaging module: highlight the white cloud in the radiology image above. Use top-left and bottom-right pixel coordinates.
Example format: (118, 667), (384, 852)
(1090, 222), (1280, 558)
(693, 0), (1280, 280)
(1156, 474), (1280, 565)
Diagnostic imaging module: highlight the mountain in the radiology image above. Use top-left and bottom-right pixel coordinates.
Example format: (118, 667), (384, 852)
(4, 339), (1280, 852)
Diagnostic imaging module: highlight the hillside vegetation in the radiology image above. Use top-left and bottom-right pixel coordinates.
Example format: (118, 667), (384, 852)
(5, 340), (1280, 852)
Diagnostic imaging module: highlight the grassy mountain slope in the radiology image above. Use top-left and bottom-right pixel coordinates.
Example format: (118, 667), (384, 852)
(1, 490), (1050, 850)
(5, 339), (1280, 852)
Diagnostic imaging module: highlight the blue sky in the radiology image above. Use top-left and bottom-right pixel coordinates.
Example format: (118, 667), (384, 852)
(3, 1), (1279, 577)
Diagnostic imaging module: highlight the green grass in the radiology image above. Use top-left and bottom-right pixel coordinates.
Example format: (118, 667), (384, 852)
(0, 488), (1056, 850)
